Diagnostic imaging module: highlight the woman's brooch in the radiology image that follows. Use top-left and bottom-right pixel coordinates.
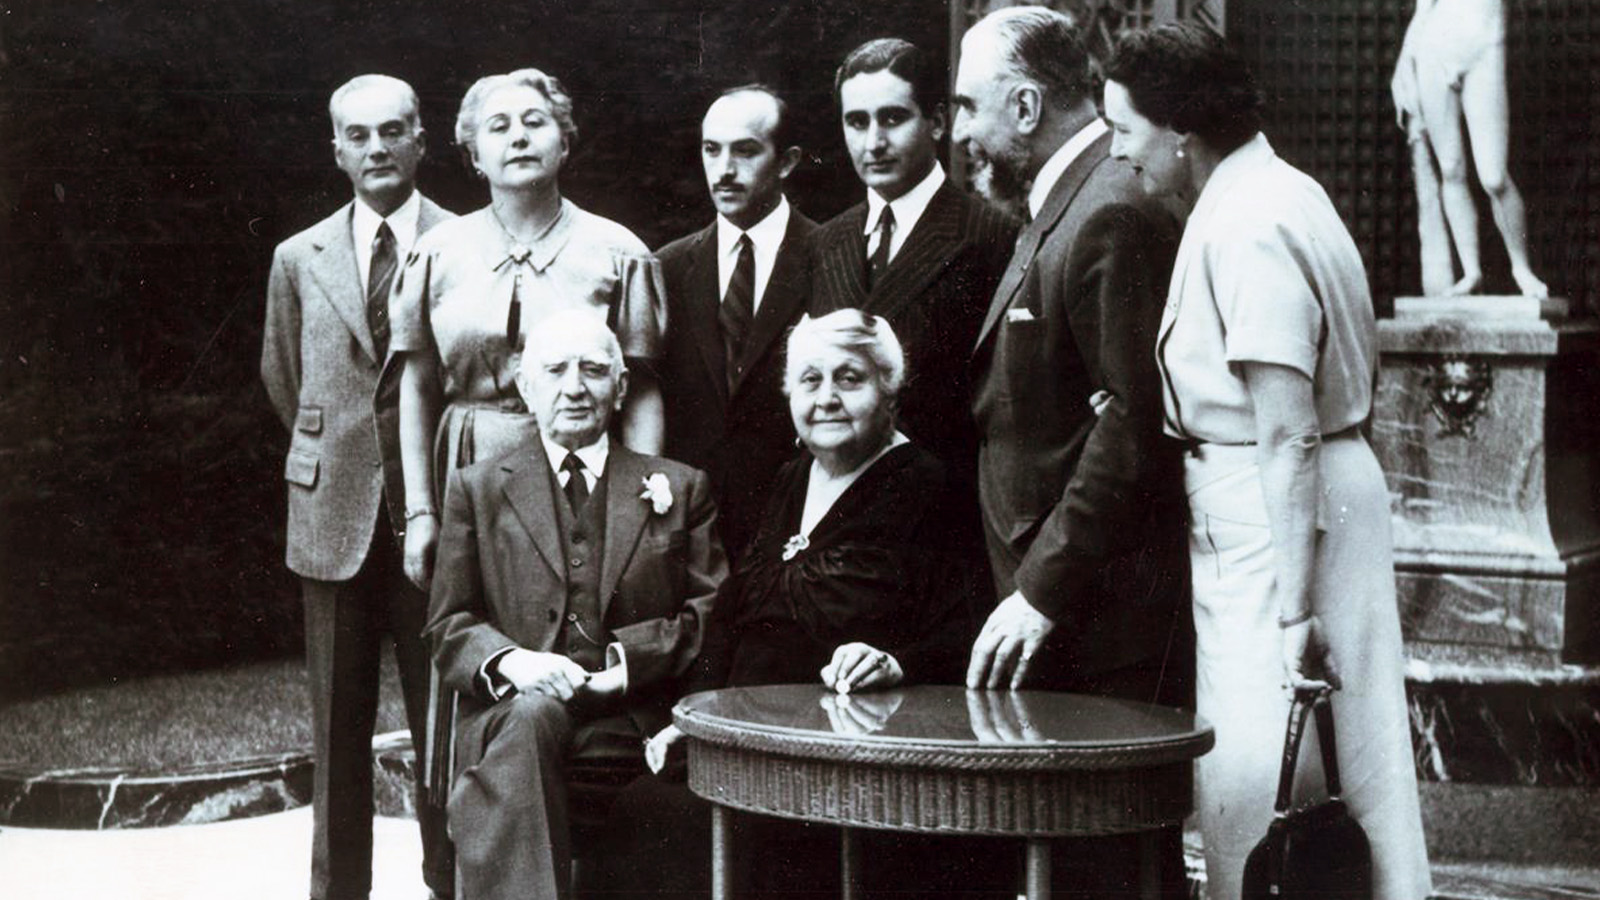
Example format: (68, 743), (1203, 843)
(782, 533), (810, 562)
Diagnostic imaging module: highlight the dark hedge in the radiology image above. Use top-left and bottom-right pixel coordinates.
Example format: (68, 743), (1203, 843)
(0, 0), (947, 700)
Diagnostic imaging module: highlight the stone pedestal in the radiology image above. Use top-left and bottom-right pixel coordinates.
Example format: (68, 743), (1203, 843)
(1375, 298), (1600, 864)
(1374, 296), (1600, 667)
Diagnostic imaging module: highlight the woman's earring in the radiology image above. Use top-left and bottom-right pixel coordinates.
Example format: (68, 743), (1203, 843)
(1176, 147), (1185, 159)
(795, 437), (804, 448)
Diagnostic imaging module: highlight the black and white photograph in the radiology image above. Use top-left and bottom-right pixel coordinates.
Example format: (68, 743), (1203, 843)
(1, 1), (1597, 898)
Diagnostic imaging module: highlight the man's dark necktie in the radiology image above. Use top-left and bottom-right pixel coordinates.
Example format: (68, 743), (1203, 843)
(367, 222), (397, 357)
(867, 205), (895, 289)
(561, 453), (589, 514)
(718, 233), (755, 390)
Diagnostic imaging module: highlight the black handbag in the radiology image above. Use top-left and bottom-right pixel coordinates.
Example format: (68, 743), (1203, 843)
(1242, 685), (1372, 900)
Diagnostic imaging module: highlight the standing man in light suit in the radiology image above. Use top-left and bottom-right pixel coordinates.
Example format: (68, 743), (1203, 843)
(657, 85), (817, 564)
(955, 8), (1190, 896)
(261, 73), (455, 900)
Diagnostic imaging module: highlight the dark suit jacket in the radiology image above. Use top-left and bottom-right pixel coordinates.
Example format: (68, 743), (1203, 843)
(261, 196), (454, 581)
(425, 440), (726, 733)
(657, 208), (817, 561)
(809, 180), (1019, 485)
(971, 133), (1187, 678)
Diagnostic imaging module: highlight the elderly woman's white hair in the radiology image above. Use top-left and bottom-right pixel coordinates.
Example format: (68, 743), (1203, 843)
(455, 67), (577, 167)
(783, 309), (906, 395)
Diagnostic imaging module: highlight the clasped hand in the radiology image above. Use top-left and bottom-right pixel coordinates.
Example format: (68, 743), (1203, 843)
(495, 648), (623, 702)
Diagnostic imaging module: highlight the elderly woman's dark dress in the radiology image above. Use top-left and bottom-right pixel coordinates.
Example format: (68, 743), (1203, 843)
(695, 442), (967, 692)
(601, 442), (970, 898)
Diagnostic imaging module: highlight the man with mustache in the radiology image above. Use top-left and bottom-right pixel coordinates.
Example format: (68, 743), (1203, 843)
(956, 8), (1190, 895)
(657, 84), (817, 562)
(260, 74), (455, 900)
(809, 38), (1017, 587)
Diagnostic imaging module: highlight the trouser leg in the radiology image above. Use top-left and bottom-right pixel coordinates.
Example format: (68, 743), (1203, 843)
(304, 573), (382, 900)
(450, 693), (576, 900)
(376, 508), (455, 897)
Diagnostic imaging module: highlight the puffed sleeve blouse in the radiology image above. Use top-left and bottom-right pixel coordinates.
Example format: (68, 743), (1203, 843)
(389, 198), (667, 412)
(1156, 134), (1378, 444)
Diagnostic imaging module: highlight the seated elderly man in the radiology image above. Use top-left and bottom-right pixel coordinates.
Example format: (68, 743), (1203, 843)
(424, 308), (726, 900)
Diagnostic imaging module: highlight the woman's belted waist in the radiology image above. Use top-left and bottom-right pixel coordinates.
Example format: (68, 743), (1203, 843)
(1175, 423), (1362, 459)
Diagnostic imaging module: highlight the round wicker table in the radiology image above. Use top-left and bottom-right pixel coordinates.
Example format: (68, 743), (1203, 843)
(674, 684), (1213, 900)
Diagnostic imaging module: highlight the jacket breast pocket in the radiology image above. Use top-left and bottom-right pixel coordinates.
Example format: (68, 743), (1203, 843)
(1000, 316), (1047, 389)
(284, 449), (319, 488)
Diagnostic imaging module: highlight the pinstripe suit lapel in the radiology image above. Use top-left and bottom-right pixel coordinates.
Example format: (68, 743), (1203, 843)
(867, 181), (964, 323)
(816, 204), (871, 312)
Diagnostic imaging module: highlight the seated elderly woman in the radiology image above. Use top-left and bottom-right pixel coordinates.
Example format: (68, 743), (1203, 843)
(605, 309), (972, 898)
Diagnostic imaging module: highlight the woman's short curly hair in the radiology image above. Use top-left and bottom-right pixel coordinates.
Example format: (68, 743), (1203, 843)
(1104, 22), (1262, 156)
(784, 309), (906, 398)
(454, 68), (577, 166)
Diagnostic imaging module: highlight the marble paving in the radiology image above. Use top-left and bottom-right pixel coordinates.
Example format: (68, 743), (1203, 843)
(0, 806), (1595, 900)
(0, 807), (427, 900)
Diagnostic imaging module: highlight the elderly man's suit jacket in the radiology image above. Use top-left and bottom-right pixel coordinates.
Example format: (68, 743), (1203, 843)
(261, 197), (453, 581)
(656, 209), (816, 561)
(810, 180), (1018, 483)
(971, 134), (1187, 678)
(425, 440), (726, 732)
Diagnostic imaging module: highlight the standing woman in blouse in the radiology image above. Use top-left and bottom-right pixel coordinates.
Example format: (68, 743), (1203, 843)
(392, 68), (666, 591)
(1103, 24), (1429, 900)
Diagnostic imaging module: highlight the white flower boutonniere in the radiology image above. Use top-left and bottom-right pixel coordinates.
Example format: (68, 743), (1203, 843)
(639, 473), (673, 515)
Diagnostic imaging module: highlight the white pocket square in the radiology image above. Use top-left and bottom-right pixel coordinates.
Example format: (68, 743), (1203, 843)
(1005, 307), (1036, 323)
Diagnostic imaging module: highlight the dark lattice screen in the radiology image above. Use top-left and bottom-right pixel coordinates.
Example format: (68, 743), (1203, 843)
(1231, 0), (1599, 311)
(950, 1), (1599, 312)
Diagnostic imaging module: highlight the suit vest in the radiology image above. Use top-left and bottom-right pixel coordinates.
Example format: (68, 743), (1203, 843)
(551, 468), (609, 672)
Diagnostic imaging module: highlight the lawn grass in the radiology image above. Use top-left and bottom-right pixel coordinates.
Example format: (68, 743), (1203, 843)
(0, 652), (407, 771)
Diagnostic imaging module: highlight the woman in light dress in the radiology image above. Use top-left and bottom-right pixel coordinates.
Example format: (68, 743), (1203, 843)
(392, 68), (666, 591)
(1103, 23), (1431, 900)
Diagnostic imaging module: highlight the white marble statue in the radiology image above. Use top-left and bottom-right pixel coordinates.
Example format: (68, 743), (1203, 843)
(1392, 0), (1548, 298)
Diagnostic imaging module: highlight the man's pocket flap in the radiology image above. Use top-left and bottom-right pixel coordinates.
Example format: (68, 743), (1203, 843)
(284, 449), (319, 488)
(295, 406), (323, 434)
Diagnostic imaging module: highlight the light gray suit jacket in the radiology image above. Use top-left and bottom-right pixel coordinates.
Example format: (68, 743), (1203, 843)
(261, 195), (453, 582)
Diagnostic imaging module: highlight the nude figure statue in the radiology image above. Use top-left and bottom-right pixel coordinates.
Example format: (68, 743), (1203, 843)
(1392, 0), (1548, 298)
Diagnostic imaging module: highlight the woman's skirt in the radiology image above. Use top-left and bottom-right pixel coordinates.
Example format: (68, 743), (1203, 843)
(1184, 433), (1431, 900)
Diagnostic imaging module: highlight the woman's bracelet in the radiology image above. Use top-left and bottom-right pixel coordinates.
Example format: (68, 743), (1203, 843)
(1277, 609), (1313, 629)
(404, 506), (438, 521)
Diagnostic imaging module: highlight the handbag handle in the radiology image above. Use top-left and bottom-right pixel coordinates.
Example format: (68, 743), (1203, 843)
(1271, 685), (1341, 815)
